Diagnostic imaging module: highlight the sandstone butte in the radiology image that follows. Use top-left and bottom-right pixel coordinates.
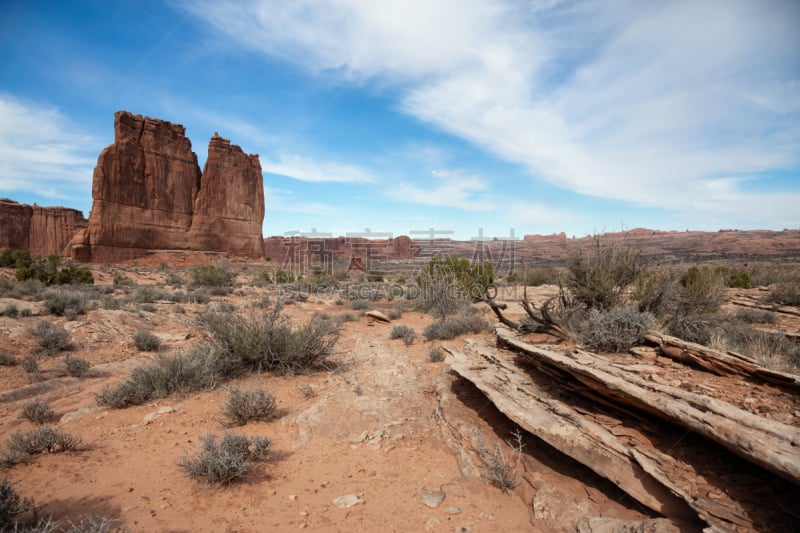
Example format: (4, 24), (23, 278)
(0, 198), (88, 257)
(69, 111), (265, 262)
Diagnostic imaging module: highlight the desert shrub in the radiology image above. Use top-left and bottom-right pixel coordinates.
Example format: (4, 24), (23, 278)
(28, 320), (71, 352)
(423, 311), (491, 341)
(221, 388), (277, 426)
(166, 273), (185, 287)
(428, 346), (445, 362)
(0, 350), (16, 366)
(127, 285), (172, 304)
(174, 304), (186, 314)
(63, 515), (128, 533)
(523, 266), (560, 287)
(0, 478), (33, 530)
(198, 305), (339, 375)
(64, 355), (90, 377)
(186, 290), (210, 304)
(711, 322), (800, 373)
(189, 264), (235, 287)
(476, 430), (524, 493)
(572, 306), (658, 352)
(351, 299), (371, 311)
(273, 270), (294, 284)
(20, 398), (57, 424)
(386, 307), (403, 320)
(677, 266), (725, 315)
(417, 257), (494, 319)
(565, 236), (642, 310)
(0, 249), (33, 269)
(2, 426), (81, 464)
(734, 309), (777, 324)
(389, 324), (417, 345)
(15, 255), (93, 285)
(178, 432), (270, 484)
(42, 287), (90, 316)
(0, 303), (19, 317)
(339, 313), (356, 322)
(367, 270), (384, 282)
(132, 331), (162, 352)
(112, 272), (134, 286)
(95, 347), (218, 408)
(21, 356), (39, 374)
(632, 269), (679, 317)
(769, 278), (800, 307)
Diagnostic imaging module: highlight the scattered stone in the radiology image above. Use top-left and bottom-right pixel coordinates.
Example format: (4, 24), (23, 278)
(424, 516), (441, 531)
(445, 506), (462, 515)
(332, 494), (364, 509)
(419, 488), (446, 508)
(366, 310), (391, 323)
(349, 431), (368, 444)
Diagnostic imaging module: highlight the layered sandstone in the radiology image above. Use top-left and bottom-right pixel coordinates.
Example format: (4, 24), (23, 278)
(71, 111), (264, 262)
(0, 199), (87, 256)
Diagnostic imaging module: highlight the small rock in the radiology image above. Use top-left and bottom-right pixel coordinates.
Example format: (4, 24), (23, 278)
(289, 494), (297, 501)
(299, 511), (309, 517)
(424, 516), (441, 531)
(454, 526), (472, 533)
(349, 431), (368, 444)
(445, 506), (462, 515)
(419, 489), (446, 508)
(332, 494), (364, 509)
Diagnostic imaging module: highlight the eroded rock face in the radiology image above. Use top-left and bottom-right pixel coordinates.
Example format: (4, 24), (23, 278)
(72, 111), (264, 262)
(0, 199), (87, 256)
(189, 134), (265, 258)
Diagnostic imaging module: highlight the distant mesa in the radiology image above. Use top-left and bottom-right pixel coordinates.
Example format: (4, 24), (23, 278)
(0, 198), (87, 257)
(69, 111), (265, 262)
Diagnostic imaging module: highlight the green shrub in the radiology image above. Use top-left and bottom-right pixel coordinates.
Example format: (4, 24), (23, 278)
(64, 355), (90, 377)
(189, 264), (234, 287)
(389, 324), (417, 345)
(28, 320), (71, 352)
(0, 249), (33, 269)
(367, 270), (384, 282)
(572, 306), (657, 353)
(132, 331), (162, 352)
(15, 255), (93, 285)
(274, 270), (294, 284)
(178, 432), (270, 484)
(734, 309), (777, 324)
(523, 266), (560, 287)
(21, 356), (39, 375)
(20, 398), (57, 424)
(565, 236), (642, 310)
(417, 257), (494, 318)
(221, 388), (277, 426)
(423, 311), (491, 341)
(677, 266), (725, 315)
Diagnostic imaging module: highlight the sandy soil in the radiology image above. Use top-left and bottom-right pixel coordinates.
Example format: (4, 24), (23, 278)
(1, 277), (796, 532)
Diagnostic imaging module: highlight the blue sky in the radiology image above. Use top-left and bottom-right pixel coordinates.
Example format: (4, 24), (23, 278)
(1, 0), (798, 240)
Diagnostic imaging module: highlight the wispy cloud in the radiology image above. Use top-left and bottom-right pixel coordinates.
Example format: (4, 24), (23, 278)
(390, 169), (492, 211)
(264, 186), (337, 215)
(0, 95), (97, 198)
(182, 0), (800, 227)
(263, 153), (377, 183)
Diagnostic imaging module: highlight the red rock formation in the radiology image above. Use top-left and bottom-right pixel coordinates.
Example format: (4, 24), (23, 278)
(0, 199), (87, 256)
(71, 111), (265, 262)
(189, 133), (265, 257)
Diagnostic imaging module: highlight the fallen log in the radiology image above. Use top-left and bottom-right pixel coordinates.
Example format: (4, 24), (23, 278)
(644, 333), (800, 389)
(443, 340), (697, 520)
(496, 328), (800, 485)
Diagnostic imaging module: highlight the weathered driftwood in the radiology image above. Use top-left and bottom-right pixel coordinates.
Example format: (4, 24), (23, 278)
(644, 333), (800, 389)
(443, 340), (696, 520)
(496, 328), (800, 486)
(481, 287), (570, 340)
(731, 298), (800, 317)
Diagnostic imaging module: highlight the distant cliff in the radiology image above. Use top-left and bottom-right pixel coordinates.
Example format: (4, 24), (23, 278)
(0, 198), (87, 256)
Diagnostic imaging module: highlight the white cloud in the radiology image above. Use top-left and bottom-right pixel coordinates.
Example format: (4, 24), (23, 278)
(0, 95), (97, 197)
(390, 169), (492, 211)
(182, 0), (800, 227)
(263, 153), (376, 183)
(264, 186), (337, 215)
